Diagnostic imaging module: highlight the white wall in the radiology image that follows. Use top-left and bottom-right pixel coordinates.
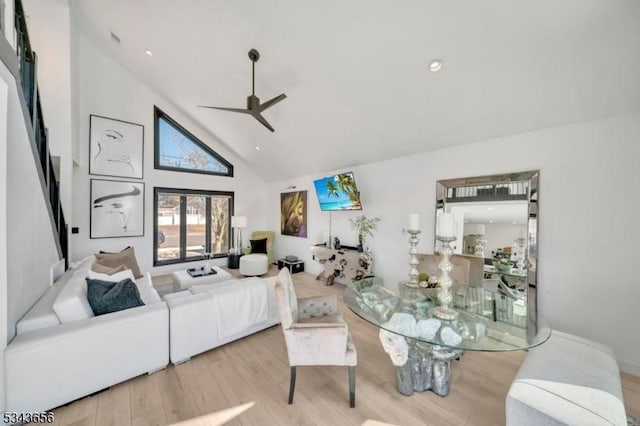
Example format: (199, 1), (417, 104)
(479, 223), (523, 256)
(267, 112), (640, 375)
(0, 63), (9, 413)
(23, 0), (73, 238)
(2, 0), (14, 49)
(70, 27), (268, 275)
(1, 60), (59, 343)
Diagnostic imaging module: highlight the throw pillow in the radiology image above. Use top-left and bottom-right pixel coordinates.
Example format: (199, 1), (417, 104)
(95, 246), (142, 278)
(87, 268), (136, 283)
(90, 263), (127, 275)
(86, 278), (145, 316)
(250, 238), (268, 254)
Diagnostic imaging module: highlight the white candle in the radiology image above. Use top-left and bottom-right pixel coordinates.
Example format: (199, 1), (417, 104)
(438, 213), (455, 238)
(408, 214), (420, 231)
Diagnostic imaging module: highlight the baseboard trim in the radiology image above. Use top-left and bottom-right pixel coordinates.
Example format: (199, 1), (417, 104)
(619, 359), (640, 377)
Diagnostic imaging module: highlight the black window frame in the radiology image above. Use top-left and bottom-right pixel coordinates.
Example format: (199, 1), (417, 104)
(153, 187), (234, 266)
(154, 106), (234, 177)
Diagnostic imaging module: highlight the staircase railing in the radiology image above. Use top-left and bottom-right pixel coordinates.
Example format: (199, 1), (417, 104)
(13, 0), (68, 267)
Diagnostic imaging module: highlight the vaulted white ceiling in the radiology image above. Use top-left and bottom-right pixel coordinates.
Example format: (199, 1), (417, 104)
(75, 0), (640, 181)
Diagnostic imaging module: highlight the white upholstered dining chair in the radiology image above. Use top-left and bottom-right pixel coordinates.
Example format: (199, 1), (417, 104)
(274, 268), (357, 407)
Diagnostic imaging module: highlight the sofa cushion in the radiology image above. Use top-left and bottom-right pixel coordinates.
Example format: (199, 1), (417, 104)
(136, 272), (154, 289)
(86, 278), (145, 315)
(69, 255), (96, 271)
(87, 268), (136, 283)
(52, 276), (95, 323)
(90, 263), (127, 275)
(95, 247), (142, 278)
(137, 285), (161, 305)
(68, 256), (97, 280)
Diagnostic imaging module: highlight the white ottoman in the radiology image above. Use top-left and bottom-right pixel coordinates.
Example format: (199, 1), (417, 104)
(172, 266), (232, 290)
(240, 254), (268, 276)
(506, 330), (626, 426)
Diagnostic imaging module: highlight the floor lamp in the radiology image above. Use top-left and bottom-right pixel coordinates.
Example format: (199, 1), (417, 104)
(231, 216), (248, 253)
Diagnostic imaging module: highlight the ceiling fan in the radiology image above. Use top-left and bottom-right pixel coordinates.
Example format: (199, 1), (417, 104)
(199, 49), (286, 132)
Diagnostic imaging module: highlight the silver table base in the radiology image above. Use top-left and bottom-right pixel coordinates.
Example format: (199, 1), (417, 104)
(394, 340), (463, 396)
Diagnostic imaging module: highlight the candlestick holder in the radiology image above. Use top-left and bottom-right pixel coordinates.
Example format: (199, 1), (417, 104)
(474, 236), (486, 257)
(433, 235), (459, 320)
(511, 237), (527, 273)
(405, 229), (421, 288)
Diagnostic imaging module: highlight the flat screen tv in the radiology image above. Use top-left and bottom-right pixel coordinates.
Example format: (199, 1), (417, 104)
(313, 171), (363, 211)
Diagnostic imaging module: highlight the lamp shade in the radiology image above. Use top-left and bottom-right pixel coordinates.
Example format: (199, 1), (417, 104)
(231, 216), (248, 228)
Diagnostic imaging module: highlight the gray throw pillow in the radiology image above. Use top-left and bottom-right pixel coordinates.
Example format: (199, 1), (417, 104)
(86, 278), (145, 316)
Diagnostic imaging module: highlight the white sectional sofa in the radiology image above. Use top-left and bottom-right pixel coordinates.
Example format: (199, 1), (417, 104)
(5, 257), (280, 413)
(5, 256), (169, 413)
(164, 276), (279, 364)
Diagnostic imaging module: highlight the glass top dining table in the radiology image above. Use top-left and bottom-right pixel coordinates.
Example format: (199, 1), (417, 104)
(344, 277), (551, 353)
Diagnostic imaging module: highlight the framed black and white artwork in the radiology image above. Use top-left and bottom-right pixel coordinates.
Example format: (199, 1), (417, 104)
(90, 179), (145, 239)
(89, 115), (144, 179)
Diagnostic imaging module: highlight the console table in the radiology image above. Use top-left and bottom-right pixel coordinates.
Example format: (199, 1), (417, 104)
(309, 245), (373, 285)
(344, 278), (550, 396)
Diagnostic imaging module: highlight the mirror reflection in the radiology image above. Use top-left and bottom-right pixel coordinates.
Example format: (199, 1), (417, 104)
(435, 170), (539, 332)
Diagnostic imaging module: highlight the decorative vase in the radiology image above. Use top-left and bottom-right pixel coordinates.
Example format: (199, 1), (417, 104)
(358, 234), (364, 252)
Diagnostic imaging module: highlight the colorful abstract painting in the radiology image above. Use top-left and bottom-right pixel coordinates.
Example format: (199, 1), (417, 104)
(281, 191), (307, 238)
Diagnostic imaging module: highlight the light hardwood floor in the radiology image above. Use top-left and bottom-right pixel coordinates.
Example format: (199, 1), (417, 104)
(44, 269), (640, 426)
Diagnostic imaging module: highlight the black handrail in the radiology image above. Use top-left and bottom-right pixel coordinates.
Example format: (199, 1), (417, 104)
(14, 0), (68, 268)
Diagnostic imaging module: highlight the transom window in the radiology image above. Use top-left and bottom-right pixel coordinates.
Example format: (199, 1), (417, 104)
(154, 188), (233, 266)
(154, 107), (233, 176)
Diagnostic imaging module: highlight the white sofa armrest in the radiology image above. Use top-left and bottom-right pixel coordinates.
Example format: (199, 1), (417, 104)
(5, 302), (169, 413)
(165, 292), (218, 364)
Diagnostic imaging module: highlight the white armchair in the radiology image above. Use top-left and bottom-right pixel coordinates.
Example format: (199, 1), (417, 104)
(274, 268), (357, 407)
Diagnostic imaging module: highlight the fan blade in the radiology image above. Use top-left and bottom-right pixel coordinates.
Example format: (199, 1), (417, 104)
(250, 111), (275, 132)
(256, 93), (287, 112)
(198, 105), (252, 114)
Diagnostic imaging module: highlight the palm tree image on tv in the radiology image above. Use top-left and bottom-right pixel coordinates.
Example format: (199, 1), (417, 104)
(313, 172), (362, 211)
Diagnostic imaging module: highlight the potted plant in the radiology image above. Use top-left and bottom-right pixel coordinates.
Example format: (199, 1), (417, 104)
(349, 215), (381, 252)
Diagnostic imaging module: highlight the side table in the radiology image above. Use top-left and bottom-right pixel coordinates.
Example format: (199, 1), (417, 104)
(277, 258), (305, 274)
(228, 253), (243, 269)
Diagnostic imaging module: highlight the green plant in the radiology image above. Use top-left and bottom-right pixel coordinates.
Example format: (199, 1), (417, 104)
(349, 215), (381, 246)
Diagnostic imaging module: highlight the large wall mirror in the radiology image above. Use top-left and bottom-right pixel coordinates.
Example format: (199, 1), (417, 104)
(435, 170), (539, 334)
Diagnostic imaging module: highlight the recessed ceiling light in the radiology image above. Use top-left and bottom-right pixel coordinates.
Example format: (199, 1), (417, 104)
(428, 59), (443, 73)
(513, 221), (517, 225)
(145, 49), (153, 57)
(487, 207), (493, 211)
(489, 220), (494, 224)
(255, 146), (261, 151)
